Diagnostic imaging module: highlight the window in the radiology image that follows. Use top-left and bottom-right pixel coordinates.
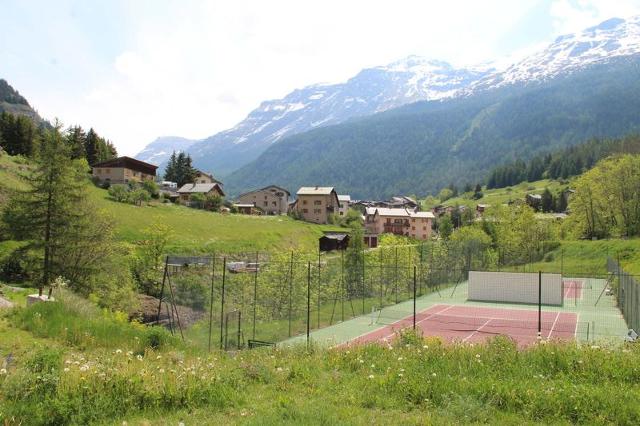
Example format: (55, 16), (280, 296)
(314, 209), (322, 214)
(339, 212), (344, 216)
(272, 201), (277, 206)
(411, 218), (415, 222)
(423, 227), (427, 231)
(264, 201), (268, 206)
(412, 226), (415, 231)
(302, 208), (309, 213)
(314, 200), (322, 206)
(303, 200), (308, 205)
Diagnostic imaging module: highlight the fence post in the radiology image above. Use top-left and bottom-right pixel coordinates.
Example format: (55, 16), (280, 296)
(413, 266), (417, 330)
(537, 270), (542, 340)
(307, 261), (311, 345)
(219, 257), (226, 350)
(157, 256), (169, 323)
(317, 250), (321, 329)
(341, 250), (345, 322)
(252, 251), (259, 340)
(288, 250), (294, 338)
(208, 253), (215, 352)
(394, 246), (398, 304)
(362, 247), (366, 315)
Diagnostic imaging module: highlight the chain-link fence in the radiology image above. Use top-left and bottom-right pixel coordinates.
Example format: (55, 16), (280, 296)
(155, 246), (634, 350)
(608, 257), (640, 335)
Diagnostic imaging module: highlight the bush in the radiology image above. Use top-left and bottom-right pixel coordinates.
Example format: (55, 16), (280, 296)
(108, 184), (129, 203)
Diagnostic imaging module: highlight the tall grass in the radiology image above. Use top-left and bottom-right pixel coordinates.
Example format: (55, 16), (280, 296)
(2, 331), (640, 425)
(7, 290), (179, 352)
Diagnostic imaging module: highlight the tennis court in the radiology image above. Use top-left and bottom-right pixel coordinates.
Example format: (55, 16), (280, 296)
(563, 279), (584, 300)
(347, 304), (579, 347)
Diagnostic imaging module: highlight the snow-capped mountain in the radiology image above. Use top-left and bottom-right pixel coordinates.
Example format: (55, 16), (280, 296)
(138, 16), (640, 176)
(137, 57), (493, 175)
(472, 17), (640, 91)
(135, 136), (198, 167)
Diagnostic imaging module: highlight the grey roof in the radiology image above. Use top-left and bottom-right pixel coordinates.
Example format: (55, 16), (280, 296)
(177, 183), (224, 194)
(369, 207), (434, 219)
(297, 186), (335, 196)
(337, 194), (351, 202)
(238, 185), (290, 198)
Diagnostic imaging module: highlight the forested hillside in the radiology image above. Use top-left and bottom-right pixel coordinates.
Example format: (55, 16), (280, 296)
(487, 134), (640, 188)
(225, 55), (640, 199)
(0, 79), (42, 123)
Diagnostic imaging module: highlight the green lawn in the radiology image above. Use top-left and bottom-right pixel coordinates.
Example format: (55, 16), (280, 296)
(89, 185), (335, 253)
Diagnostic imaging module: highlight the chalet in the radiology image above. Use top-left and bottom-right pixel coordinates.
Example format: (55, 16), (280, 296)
(387, 196), (419, 210)
(233, 203), (263, 215)
(365, 207), (434, 240)
(92, 156), (157, 185)
(295, 187), (339, 224)
(177, 183), (225, 206)
(337, 194), (351, 216)
(235, 185), (290, 215)
(319, 231), (350, 252)
(526, 193), (542, 209)
(194, 170), (222, 185)
(476, 204), (489, 217)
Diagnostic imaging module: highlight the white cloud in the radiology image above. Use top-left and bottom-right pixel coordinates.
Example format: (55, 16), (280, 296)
(6, 0), (640, 156)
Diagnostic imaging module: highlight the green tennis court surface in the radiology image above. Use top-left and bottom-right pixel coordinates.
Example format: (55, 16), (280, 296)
(281, 277), (628, 347)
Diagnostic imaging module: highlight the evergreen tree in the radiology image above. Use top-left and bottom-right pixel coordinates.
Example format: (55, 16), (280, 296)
(164, 151), (178, 183)
(66, 126), (86, 159)
(540, 188), (554, 213)
(85, 128), (99, 165)
(2, 125), (112, 296)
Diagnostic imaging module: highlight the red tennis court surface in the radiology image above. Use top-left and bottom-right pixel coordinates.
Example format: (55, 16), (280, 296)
(563, 280), (583, 300)
(348, 304), (578, 347)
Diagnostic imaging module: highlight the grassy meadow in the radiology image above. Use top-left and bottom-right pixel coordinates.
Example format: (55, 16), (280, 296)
(2, 293), (640, 425)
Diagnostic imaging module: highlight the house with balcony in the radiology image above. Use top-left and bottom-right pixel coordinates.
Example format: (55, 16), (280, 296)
(235, 185), (290, 215)
(91, 156), (158, 185)
(365, 207), (434, 240)
(294, 186), (339, 224)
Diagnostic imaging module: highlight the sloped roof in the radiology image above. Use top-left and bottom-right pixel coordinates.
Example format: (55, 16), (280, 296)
(337, 194), (351, 202)
(369, 207), (434, 219)
(177, 183), (225, 196)
(238, 185), (290, 198)
(92, 156), (158, 175)
(297, 186), (335, 196)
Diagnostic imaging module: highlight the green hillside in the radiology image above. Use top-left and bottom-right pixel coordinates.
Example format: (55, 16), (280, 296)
(0, 153), (333, 254)
(422, 179), (568, 210)
(225, 56), (640, 199)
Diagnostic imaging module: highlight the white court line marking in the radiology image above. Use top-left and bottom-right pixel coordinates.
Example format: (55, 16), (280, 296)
(462, 318), (493, 342)
(547, 311), (561, 339)
(338, 304), (450, 347)
(380, 304), (456, 342)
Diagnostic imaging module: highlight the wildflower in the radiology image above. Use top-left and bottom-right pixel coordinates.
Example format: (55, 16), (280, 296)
(156, 355), (162, 359)
(276, 367), (283, 372)
(159, 369), (165, 373)
(475, 354), (481, 358)
(423, 345), (428, 349)
(432, 372), (437, 377)
(0, 368), (6, 375)
(63, 368), (70, 373)
(397, 357), (403, 361)
(359, 359), (364, 364)
(400, 368), (405, 372)
(79, 365), (89, 372)
(590, 345), (601, 350)
(65, 360), (71, 365)
(136, 355), (143, 361)
(398, 373), (404, 377)
(127, 351), (133, 356)
(368, 374), (375, 379)
(115, 349), (122, 354)
(370, 364), (375, 368)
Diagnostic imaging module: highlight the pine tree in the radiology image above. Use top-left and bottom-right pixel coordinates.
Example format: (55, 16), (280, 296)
(164, 151), (178, 183)
(85, 128), (99, 165)
(66, 126), (86, 159)
(541, 188), (554, 213)
(2, 125), (111, 296)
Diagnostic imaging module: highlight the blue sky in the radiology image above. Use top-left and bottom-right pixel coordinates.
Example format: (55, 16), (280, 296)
(2, 0), (640, 155)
